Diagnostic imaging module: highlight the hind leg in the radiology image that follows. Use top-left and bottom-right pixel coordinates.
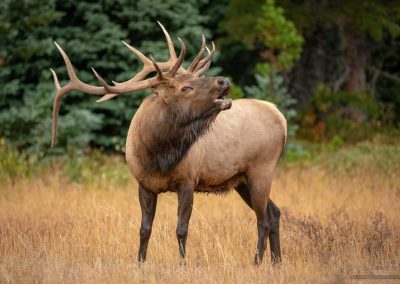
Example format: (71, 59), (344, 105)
(176, 182), (194, 265)
(235, 172), (281, 264)
(268, 200), (281, 263)
(247, 167), (274, 264)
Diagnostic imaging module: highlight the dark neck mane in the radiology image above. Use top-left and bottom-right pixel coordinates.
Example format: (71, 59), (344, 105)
(135, 96), (217, 174)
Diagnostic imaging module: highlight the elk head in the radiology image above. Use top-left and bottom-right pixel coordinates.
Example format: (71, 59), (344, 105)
(50, 22), (231, 146)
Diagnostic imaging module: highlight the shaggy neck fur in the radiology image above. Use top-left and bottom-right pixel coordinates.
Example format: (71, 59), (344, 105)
(135, 96), (218, 174)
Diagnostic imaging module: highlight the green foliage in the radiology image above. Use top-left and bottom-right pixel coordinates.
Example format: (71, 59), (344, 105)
(256, 0), (303, 73)
(280, 0), (400, 98)
(1, 0), (399, 160)
(324, 135), (344, 152)
(220, 0), (263, 46)
(280, 0), (400, 41)
(0, 0), (59, 154)
(282, 142), (313, 163)
(58, 151), (131, 187)
(279, 132), (400, 170)
(321, 141), (400, 178)
(0, 0), (212, 156)
(373, 46), (400, 125)
(221, 0), (303, 73)
(0, 137), (130, 188)
(228, 81), (245, 99)
(0, 138), (33, 182)
(300, 84), (384, 142)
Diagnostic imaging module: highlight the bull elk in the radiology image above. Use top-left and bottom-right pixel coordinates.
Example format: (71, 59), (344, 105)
(50, 22), (287, 265)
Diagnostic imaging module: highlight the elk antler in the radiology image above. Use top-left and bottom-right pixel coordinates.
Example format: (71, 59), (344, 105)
(101, 22), (184, 92)
(91, 38), (186, 94)
(50, 22), (216, 146)
(94, 22), (189, 103)
(194, 43), (215, 76)
(50, 40), (185, 146)
(50, 42), (107, 147)
(156, 22), (216, 76)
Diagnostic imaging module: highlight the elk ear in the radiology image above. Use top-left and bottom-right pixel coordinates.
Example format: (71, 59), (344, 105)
(153, 84), (175, 104)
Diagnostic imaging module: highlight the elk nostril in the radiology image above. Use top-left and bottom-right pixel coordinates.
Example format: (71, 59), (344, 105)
(218, 78), (228, 88)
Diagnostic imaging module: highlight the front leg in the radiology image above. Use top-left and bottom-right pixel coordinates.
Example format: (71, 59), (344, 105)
(176, 183), (194, 263)
(137, 184), (158, 263)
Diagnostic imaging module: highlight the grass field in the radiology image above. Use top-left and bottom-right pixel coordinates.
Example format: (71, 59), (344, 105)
(1, 142), (400, 283)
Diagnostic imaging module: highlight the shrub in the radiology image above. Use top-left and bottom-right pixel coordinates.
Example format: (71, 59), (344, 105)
(299, 84), (384, 142)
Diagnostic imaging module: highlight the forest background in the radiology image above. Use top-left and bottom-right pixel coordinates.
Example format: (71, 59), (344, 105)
(1, 0), (399, 162)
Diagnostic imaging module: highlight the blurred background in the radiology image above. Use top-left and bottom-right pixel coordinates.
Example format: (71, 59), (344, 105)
(0, 0), (399, 177)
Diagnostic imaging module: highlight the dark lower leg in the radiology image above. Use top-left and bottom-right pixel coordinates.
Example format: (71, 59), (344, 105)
(137, 185), (158, 263)
(268, 201), (281, 263)
(176, 184), (194, 263)
(236, 183), (281, 263)
(254, 212), (271, 265)
(235, 182), (252, 209)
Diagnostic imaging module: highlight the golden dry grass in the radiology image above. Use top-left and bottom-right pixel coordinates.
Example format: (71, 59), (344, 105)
(1, 157), (400, 283)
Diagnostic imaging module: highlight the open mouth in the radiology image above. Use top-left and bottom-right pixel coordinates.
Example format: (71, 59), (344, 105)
(215, 87), (230, 101)
(215, 95), (225, 101)
(214, 87), (232, 110)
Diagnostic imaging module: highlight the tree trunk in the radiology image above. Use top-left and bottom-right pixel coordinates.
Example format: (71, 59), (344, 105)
(344, 30), (368, 93)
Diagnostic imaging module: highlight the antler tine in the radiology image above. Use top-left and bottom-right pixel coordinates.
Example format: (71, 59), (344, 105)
(91, 68), (113, 92)
(194, 46), (212, 76)
(158, 21), (177, 61)
(122, 40), (152, 67)
(149, 55), (164, 80)
(157, 21), (189, 75)
(115, 41), (155, 84)
(196, 60), (212, 77)
(96, 41), (167, 102)
(53, 42), (106, 94)
(50, 68), (72, 147)
(51, 42), (107, 146)
(94, 38), (186, 95)
(166, 38), (186, 77)
(95, 37), (186, 94)
(92, 66), (166, 94)
(97, 23), (185, 103)
(200, 46), (211, 66)
(188, 34), (206, 72)
(194, 42), (216, 76)
(96, 93), (118, 103)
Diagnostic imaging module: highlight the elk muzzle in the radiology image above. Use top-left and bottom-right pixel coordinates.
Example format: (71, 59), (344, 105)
(215, 77), (232, 110)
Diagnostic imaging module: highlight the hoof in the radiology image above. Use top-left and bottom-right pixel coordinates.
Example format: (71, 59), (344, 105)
(179, 258), (187, 266)
(137, 257), (146, 268)
(271, 256), (282, 265)
(254, 254), (262, 266)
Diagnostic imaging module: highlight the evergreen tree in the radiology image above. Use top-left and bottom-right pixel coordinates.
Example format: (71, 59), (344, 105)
(220, 0), (303, 75)
(0, 0), (212, 155)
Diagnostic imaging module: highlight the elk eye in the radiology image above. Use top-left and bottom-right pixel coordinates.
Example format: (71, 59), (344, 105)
(181, 86), (192, 92)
